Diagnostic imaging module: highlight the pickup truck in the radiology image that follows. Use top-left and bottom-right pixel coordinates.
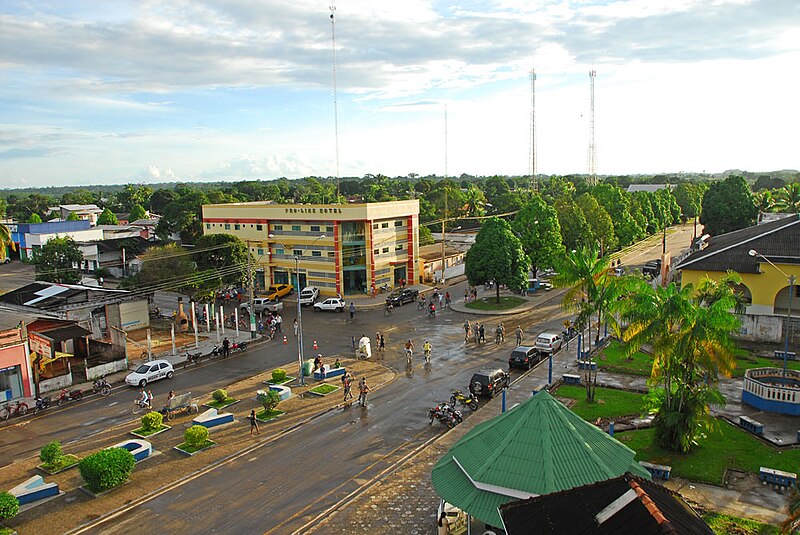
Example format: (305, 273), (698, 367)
(298, 286), (320, 306)
(385, 288), (420, 307)
(264, 284), (294, 301)
(240, 298), (284, 314)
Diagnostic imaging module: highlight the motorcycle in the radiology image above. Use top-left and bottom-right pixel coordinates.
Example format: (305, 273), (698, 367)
(428, 307), (436, 319)
(231, 340), (249, 353)
(33, 396), (51, 415)
(428, 402), (463, 428)
(183, 350), (203, 368)
(56, 388), (83, 406)
(92, 377), (111, 396)
(450, 390), (479, 411)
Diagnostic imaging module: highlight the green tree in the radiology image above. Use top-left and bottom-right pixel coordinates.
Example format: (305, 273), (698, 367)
(512, 195), (564, 276)
(66, 212), (80, 221)
(554, 197), (593, 251)
(33, 236), (83, 283)
(673, 183), (706, 221)
(465, 218), (529, 303)
(553, 246), (617, 401)
(592, 184), (643, 246)
(461, 186), (487, 218)
(772, 182), (800, 213)
(28, 213), (43, 223)
(61, 189), (98, 206)
(97, 208), (119, 225)
(614, 274), (740, 453)
(128, 204), (147, 222)
(193, 234), (250, 298)
(576, 193), (618, 254)
(700, 175), (758, 236)
(129, 243), (201, 298)
(116, 184), (153, 212)
(149, 188), (178, 213)
(418, 226), (434, 246)
(0, 223), (13, 263)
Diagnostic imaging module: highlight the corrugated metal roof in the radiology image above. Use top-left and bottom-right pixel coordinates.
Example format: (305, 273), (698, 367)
(431, 390), (650, 527)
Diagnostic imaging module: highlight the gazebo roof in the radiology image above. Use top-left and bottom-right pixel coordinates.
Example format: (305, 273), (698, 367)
(431, 389), (650, 527)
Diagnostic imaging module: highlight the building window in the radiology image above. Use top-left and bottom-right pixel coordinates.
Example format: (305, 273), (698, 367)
(328, 252), (335, 258)
(292, 225), (301, 232)
(293, 249), (303, 257)
(206, 223), (210, 229)
(394, 220), (403, 227)
(311, 225), (320, 232)
(381, 222), (389, 228)
(256, 224), (263, 231)
(274, 224), (283, 231)
(312, 251), (322, 257)
(395, 244), (404, 251)
(224, 224), (231, 230)
(257, 248), (264, 256)
(373, 223), (378, 229)
(326, 226), (334, 233)
(234, 224), (240, 230)
(382, 247), (389, 253)
(275, 248), (284, 255)
(374, 249), (379, 255)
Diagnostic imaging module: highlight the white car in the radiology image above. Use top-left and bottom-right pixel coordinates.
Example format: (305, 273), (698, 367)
(125, 359), (174, 387)
(298, 286), (320, 306)
(240, 298), (283, 314)
(313, 297), (346, 312)
(535, 333), (563, 354)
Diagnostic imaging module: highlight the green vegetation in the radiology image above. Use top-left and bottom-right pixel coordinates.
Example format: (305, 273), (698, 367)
(309, 384), (339, 395)
(264, 376), (294, 385)
(39, 440), (80, 472)
(465, 217), (530, 303)
(212, 389), (228, 403)
(176, 440), (215, 454)
(184, 425), (209, 447)
(556, 385), (644, 421)
(255, 408), (284, 421)
(140, 411), (163, 432)
(257, 390), (281, 414)
(0, 491), (19, 522)
(271, 368), (287, 382)
(618, 420), (800, 485)
(465, 296), (527, 311)
(206, 389), (237, 408)
(703, 512), (779, 535)
(732, 349), (800, 377)
(79, 448), (136, 493)
(597, 340), (653, 376)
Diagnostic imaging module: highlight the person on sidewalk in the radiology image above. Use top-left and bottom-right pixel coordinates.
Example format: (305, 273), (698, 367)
(222, 337), (230, 357)
(349, 302), (356, 319)
(249, 409), (260, 436)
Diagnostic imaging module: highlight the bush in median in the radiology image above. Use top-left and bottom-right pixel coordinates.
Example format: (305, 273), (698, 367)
(141, 411), (163, 433)
(79, 448), (135, 493)
(271, 368), (287, 382)
(257, 390), (280, 413)
(212, 389), (228, 403)
(184, 425), (209, 448)
(39, 440), (64, 467)
(0, 492), (19, 521)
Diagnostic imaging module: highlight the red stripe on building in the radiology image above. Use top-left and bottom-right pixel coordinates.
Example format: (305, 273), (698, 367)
(333, 221), (341, 295)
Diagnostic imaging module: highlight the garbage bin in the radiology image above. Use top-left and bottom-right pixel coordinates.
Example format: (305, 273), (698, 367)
(302, 360), (313, 377)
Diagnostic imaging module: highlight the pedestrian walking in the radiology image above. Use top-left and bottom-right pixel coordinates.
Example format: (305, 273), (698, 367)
(516, 325), (523, 346)
(500, 322), (506, 342)
(473, 323), (479, 343)
(343, 374), (353, 402)
(275, 314), (282, 333)
(249, 409), (260, 435)
(479, 324), (486, 343)
(379, 333), (386, 353)
(293, 318), (298, 336)
(358, 377), (371, 406)
(352, 335), (357, 350)
(438, 293), (444, 309)
(349, 302), (356, 319)
(445, 291), (451, 308)
(464, 288), (469, 302)
(463, 320), (471, 342)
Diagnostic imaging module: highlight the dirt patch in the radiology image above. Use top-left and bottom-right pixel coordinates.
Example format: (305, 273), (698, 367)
(125, 327), (199, 361)
(1, 357), (394, 535)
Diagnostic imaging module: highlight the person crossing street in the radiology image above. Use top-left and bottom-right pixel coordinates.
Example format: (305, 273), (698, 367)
(358, 377), (371, 407)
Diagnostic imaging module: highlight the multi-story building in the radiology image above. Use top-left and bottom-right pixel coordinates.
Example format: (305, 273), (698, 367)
(201, 200), (420, 297)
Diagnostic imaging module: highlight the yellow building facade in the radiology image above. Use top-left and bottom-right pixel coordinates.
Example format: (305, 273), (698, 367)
(202, 200), (420, 297)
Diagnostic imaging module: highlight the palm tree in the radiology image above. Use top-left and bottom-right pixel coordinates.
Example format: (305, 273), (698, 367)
(781, 484), (800, 533)
(754, 190), (774, 223)
(613, 275), (739, 453)
(553, 246), (617, 401)
(773, 182), (800, 213)
(0, 223), (13, 262)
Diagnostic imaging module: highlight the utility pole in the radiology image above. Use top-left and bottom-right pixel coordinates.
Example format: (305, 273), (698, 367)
(440, 104), (448, 285)
(246, 240), (257, 339)
(441, 189), (447, 284)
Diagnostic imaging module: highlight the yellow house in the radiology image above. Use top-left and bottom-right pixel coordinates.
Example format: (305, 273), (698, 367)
(676, 214), (800, 343)
(201, 200), (420, 297)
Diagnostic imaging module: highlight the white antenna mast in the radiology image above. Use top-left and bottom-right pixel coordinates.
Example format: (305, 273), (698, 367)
(330, 2), (341, 200)
(529, 67), (537, 192)
(444, 103), (448, 180)
(588, 69), (597, 186)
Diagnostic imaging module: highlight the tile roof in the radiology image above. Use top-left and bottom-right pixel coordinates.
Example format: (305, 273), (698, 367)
(499, 473), (713, 534)
(431, 390), (650, 527)
(676, 214), (800, 274)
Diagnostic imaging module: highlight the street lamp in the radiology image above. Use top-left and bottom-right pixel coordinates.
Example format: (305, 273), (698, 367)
(268, 233), (326, 386)
(749, 249), (795, 377)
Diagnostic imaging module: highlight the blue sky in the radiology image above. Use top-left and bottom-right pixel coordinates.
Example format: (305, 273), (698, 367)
(1, 0), (798, 187)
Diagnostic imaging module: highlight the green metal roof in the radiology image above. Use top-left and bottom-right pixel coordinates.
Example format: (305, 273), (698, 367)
(431, 389), (651, 527)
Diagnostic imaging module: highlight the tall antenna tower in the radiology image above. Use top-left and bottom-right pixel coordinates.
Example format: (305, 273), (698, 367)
(588, 69), (597, 186)
(444, 103), (448, 180)
(529, 68), (537, 192)
(330, 2), (341, 201)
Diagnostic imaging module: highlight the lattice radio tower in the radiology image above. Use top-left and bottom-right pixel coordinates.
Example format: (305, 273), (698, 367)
(588, 69), (597, 186)
(330, 1), (341, 200)
(529, 68), (537, 192)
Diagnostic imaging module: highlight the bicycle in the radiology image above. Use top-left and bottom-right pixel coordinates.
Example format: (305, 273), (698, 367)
(417, 299), (426, 311)
(92, 378), (112, 396)
(0, 400), (29, 420)
(384, 304), (393, 317)
(405, 348), (413, 365)
(132, 399), (151, 414)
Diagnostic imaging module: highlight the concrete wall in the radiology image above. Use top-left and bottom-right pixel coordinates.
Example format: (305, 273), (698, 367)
(85, 359), (128, 381)
(119, 300), (149, 331)
(735, 314), (783, 343)
(39, 373), (73, 393)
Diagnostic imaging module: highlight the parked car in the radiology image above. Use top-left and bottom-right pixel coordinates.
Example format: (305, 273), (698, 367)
(469, 368), (509, 398)
(313, 297), (346, 312)
(1, 257), (10, 264)
(385, 288), (419, 307)
(642, 259), (662, 278)
(240, 298), (284, 314)
(264, 284), (294, 301)
(298, 286), (320, 306)
(508, 346), (542, 370)
(125, 359), (174, 387)
(535, 332), (563, 354)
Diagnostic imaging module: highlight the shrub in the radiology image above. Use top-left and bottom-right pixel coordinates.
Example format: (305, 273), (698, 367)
(40, 440), (64, 466)
(212, 389), (228, 403)
(257, 390), (280, 413)
(0, 492), (19, 521)
(141, 411), (163, 432)
(272, 368), (287, 382)
(78, 448), (135, 493)
(184, 425), (209, 447)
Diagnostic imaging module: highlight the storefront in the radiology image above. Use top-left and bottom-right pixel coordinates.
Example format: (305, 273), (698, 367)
(0, 326), (33, 400)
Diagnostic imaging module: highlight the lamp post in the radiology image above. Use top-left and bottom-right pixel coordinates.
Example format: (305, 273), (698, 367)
(268, 233), (325, 386)
(749, 249), (795, 377)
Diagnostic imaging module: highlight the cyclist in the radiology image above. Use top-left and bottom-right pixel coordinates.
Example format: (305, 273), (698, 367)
(428, 302), (436, 318)
(404, 339), (414, 362)
(423, 340), (432, 362)
(385, 302), (393, 316)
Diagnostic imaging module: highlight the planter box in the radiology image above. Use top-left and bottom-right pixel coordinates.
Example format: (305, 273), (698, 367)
(174, 441), (217, 456)
(263, 376), (295, 386)
(202, 399), (241, 410)
(308, 385), (341, 397)
(78, 480), (131, 499)
(130, 424), (172, 439)
(36, 455), (80, 475)
(255, 410), (285, 423)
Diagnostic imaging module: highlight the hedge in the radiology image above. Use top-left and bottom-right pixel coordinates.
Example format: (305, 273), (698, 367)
(79, 448), (136, 493)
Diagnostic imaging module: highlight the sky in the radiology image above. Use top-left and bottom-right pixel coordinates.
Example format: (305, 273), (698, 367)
(0, 0), (798, 188)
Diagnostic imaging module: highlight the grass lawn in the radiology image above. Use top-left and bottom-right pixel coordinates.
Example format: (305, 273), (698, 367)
(597, 340), (653, 377)
(131, 424), (170, 436)
(264, 376), (295, 385)
(465, 296), (527, 311)
(256, 408), (284, 421)
(40, 453), (80, 474)
(732, 349), (800, 377)
(309, 384), (339, 395)
(617, 420), (800, 485)
(703, 512), (779, 535)
(176, 439), (216, 454)
(206, 398), (239, 409)
(556, 385), (645, 421)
